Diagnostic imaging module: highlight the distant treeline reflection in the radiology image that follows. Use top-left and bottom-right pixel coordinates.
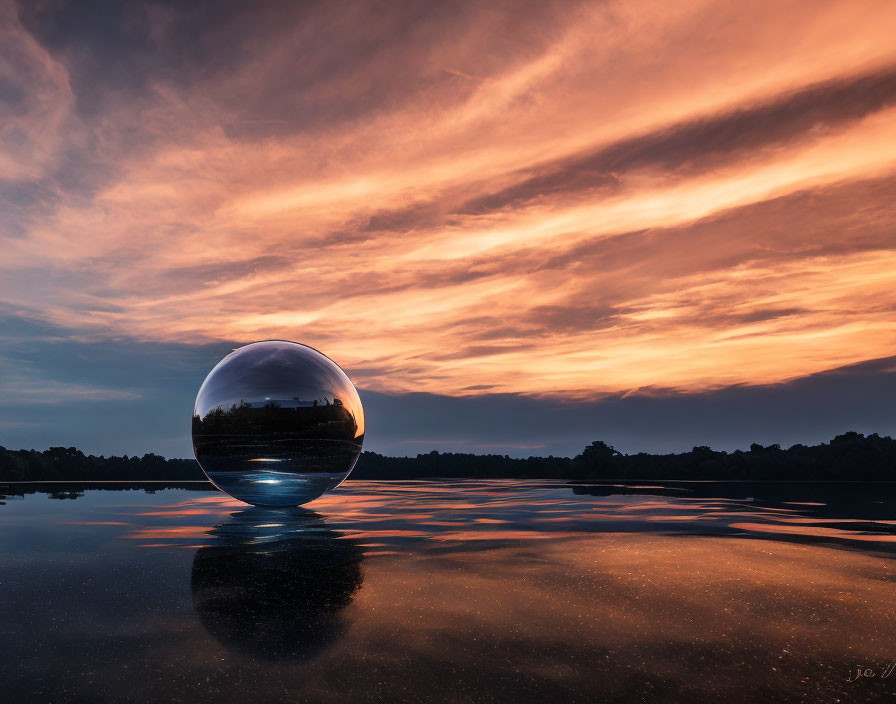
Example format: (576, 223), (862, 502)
(1, 432), (894, 482)
(192, 399), (359, 442)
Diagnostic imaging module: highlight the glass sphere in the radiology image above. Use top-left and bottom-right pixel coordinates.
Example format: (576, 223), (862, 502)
(192, 340), (365, 506)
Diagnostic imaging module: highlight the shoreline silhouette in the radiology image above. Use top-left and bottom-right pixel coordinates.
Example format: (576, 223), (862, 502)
(1, 431), (893, 482)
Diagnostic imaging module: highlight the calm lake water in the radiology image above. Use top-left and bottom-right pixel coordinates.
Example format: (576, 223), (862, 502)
(1, 479), (895, 703)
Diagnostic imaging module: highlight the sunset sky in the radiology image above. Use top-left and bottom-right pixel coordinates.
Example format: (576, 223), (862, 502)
(1, 0), (895, 458)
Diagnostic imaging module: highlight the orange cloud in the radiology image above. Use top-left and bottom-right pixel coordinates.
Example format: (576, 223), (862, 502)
(3, 0), (896, 399)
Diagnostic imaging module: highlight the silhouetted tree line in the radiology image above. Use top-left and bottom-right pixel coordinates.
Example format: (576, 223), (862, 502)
(352, 432), (896, 480)
(0, 446), (200, 481)
(1, 432), (894, 482)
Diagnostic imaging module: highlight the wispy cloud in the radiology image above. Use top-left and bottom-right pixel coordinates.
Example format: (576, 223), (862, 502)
(1, 377), (141, 404)
(2, 0), (895, 400)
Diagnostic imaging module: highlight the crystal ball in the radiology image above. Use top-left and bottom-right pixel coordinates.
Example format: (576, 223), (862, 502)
(192, 340), (365, 506)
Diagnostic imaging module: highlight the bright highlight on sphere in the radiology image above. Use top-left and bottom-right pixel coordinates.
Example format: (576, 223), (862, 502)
(192, 340), (365, 506)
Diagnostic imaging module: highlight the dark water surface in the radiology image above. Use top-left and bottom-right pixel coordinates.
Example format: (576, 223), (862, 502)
(2, 480), (896, 703)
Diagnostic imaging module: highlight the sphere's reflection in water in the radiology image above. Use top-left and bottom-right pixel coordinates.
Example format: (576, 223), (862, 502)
(191, 509), (364, 661)
(192, 340), (365, 506)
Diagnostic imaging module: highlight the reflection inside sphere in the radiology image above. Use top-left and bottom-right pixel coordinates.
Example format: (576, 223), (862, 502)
(192, 340), (365, 506)
(191, 508), (364, 661)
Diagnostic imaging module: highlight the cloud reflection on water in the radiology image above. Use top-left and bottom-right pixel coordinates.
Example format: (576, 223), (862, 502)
(103, 480), (896, 552)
